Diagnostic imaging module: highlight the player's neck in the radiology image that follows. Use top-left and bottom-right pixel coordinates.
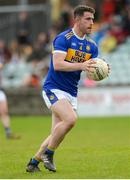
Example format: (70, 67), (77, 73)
(73, 25), (85, 39)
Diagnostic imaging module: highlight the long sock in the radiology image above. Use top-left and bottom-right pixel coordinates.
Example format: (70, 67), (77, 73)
(45, 147), (55, 155)
(31, 158), (40, 166)
(5, 127), (11, 137)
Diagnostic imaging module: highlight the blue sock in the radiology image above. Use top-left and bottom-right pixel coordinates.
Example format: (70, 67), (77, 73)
(5, 127), (11, 137)
(45, 148), (54, 155)
(31, 158), (40, 166)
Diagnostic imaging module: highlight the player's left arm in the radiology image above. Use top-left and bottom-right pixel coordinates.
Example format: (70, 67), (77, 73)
(90, 45), (110, 73)
(0, 62), (4, 70)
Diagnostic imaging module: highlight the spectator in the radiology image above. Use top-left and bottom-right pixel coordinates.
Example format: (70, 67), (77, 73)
(25, 32), (50, 88)
(57, 1), (73, 32)
(0, 39), (11, 64)
(16, 11), (31, 45)
(2, 40), (32, 89)
(123, 4), (130, 36)
(101, 0), (116, 22)
(27, 32), (49, 62)
(109, 15), (127, 44)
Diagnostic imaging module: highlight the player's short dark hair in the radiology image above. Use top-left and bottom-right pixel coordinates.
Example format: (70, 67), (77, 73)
(74, 5), (95, 18)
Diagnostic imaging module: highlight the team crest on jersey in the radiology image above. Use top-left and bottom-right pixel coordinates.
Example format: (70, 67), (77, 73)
(86, 45), (90, 51)
(79, 45), (82, 50)
(49, 95), (54, 100)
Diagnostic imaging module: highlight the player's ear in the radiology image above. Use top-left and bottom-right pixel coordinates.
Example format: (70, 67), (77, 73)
(75, 15), (81, 22)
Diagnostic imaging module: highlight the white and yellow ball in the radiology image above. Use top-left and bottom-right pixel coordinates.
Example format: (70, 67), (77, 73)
(86, 58), (109, 81)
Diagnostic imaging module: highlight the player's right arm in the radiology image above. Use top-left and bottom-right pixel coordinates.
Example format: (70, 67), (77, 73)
(53, 52), (96, 72)
(52, 35), (96, 72)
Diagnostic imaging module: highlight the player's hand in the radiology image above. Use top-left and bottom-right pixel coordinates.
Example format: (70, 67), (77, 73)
(81, 59), (96, 72)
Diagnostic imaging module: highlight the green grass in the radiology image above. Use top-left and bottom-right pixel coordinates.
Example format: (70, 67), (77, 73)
(0, 116), (130, 179)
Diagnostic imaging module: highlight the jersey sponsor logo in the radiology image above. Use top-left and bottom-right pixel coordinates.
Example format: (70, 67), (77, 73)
(65, 48), (91, 63)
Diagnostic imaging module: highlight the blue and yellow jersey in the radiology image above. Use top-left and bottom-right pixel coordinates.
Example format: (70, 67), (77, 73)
(43, 28), (98, 97)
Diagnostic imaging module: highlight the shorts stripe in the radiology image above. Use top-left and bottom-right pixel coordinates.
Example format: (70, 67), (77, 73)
(42, 89), (58, 108)
(42, 89), (77, 110)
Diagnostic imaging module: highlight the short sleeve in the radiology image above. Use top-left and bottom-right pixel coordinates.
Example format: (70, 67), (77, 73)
(91, 44), (98, 58)
(53, 35), (68, 53)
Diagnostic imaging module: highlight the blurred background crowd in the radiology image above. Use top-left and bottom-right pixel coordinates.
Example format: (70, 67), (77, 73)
(0, 0), (130, 89)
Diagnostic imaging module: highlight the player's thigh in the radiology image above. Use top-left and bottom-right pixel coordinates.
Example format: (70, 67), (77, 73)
(0, 100), (8, 114)
(51, 112), (61, 132)
(0, 92), (8, 114)
(51, 99), (77, 124)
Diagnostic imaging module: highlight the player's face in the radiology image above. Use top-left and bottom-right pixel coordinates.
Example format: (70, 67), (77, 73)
(78, 12), (94, 34)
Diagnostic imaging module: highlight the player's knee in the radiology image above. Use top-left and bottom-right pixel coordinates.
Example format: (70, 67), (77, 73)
(0, 110), (8, 116)
(66, 113), (77, 129)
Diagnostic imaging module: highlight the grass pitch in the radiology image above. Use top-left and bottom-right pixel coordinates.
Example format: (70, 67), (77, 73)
(0, 116), (130, 179)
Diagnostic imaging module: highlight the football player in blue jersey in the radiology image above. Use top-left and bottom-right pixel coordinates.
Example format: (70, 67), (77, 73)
(26, 5), (98, 173)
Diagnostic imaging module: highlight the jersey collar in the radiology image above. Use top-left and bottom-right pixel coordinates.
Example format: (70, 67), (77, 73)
(72, 28), (86, 40)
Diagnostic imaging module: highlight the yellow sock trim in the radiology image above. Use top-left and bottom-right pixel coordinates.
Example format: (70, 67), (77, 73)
(47, 146), (55, 152)
(34, 156), (41, 162)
